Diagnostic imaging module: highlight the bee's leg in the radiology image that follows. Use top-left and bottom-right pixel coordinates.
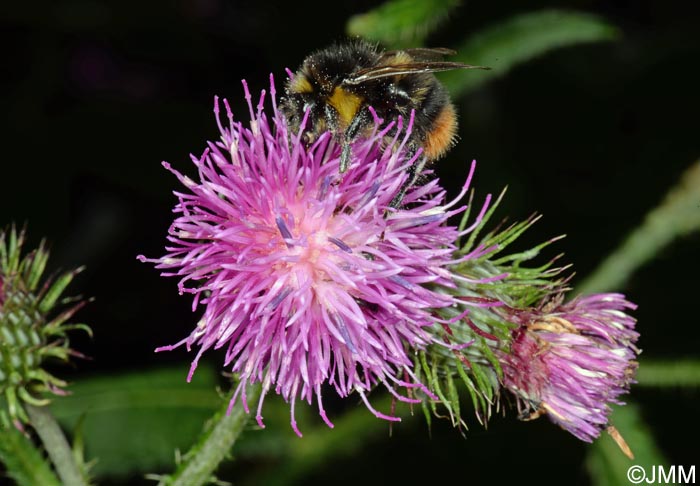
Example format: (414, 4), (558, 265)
(390, 153), (428, 208)
(339, 142), (352, 173)
(339, 110), (371, 173)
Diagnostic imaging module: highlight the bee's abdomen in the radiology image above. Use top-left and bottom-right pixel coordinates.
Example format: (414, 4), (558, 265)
(421, 101), (457, 160)
(404, 77), (457, 160)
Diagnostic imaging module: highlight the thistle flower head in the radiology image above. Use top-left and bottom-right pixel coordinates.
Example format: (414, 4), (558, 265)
(501, 293), (639, 443)
(139, 75), (489, 435)
(0, 226), (89, 425)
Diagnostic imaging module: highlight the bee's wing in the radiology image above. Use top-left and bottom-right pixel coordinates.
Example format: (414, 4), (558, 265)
(381, 47), (457, 61)
(344, 61), (490, 85)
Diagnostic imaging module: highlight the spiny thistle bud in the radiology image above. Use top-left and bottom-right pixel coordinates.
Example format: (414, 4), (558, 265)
(0, 226), (90, 425)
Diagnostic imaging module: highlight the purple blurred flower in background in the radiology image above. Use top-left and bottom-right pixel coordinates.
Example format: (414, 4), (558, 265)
(140, 76), (489, 436)
(501, 293), (639, 455)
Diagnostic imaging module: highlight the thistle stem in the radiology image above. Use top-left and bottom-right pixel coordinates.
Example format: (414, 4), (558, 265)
(159, 384), (261, 486)
(25, 403), (88, 486)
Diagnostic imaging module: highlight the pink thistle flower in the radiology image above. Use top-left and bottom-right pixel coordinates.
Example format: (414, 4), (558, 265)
(139, 75), (490, 436)
(501, 293), (639, 451)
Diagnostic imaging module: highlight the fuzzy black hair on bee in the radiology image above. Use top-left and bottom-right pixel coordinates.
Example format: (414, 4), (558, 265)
(281, 39), (489, 205)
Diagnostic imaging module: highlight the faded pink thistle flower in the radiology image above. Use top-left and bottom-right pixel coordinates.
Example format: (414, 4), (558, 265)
(501, 293), (639, 450)
(139, 75), (490, 436)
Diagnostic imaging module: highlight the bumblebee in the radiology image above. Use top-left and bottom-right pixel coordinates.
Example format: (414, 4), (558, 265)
(281, 39), (488, 189)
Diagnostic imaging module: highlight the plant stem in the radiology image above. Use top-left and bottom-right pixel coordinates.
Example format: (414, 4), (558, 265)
(25, 403), (88, 486)
(160, 384), (261, 486)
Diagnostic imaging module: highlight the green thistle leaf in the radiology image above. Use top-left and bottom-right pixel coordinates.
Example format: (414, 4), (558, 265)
(586, 404), (668, 486)
(347, 0), (461, 48)
(442, 10), (619, 97)
(636, 359), (700, 388)
(50, 366), (221, 478)
(0, 423), (61, 486)
(578, 159), (700, 294)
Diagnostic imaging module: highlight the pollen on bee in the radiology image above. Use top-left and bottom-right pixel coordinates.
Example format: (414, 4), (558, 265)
(385, 51), (413, 66)
(289, 75), (314, 94)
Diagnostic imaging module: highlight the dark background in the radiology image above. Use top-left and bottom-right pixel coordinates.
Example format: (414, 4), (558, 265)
(1, 1), (699, 485)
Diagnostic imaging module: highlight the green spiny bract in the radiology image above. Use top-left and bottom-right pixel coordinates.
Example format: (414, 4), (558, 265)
(419, 189), (570, 428)
(0, 226), (90, 426)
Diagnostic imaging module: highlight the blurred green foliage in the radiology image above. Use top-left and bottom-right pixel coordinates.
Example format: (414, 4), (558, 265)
(0, 0), (698, 485)
(348, 0), (461, 47)
(587, 404), (668, 486)
(443, 10), (619, 97)
(0, 425), (60, 486)
(578, 160), (700, 294)
(50, 366), (221, 477)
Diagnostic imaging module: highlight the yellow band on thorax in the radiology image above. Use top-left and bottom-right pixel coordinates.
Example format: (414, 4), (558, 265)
(328, 87), (363, 128)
